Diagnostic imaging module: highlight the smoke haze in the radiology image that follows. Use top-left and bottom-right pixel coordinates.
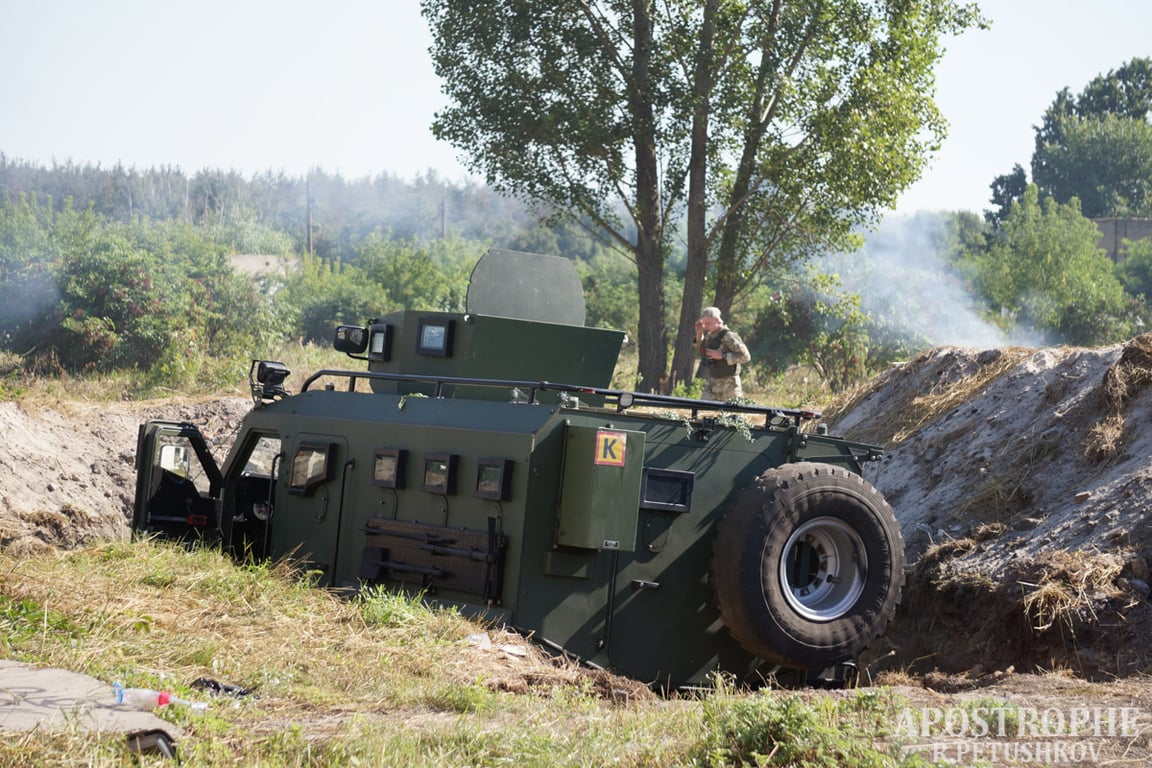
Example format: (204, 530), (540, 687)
(824, 213), (1047, 350)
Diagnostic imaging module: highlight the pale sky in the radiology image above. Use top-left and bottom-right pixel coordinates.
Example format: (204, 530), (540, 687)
(2, 1), (1150, 218)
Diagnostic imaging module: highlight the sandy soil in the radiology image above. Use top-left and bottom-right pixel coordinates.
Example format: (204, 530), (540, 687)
(832, 337), (1152, 682)
(0, 396), (251, 554)
(2, 339), (1152, 764)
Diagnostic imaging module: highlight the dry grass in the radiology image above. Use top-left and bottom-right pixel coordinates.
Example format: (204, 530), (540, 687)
(3, 536), (1151, 765)
(0, 540), (682, 766)
(821, 347), (1034, 448)
(1088, 333), (1152, 463)
(1100, 332), (1152, 412)
(5, 540), (953, 768)
(1018, 550), (1126, 632)
(746, 363), (837, 412)
(1085, 412), (1127, 462)
(0, 539), (644, 715)
(1, 342), (351, 406)
(889, 348), (1033, 445)
(954, 470), (1031, 525)
(821, 367), (896, 427)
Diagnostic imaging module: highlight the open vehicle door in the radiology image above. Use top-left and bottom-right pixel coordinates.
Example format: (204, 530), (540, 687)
(132, 421), (224, 540)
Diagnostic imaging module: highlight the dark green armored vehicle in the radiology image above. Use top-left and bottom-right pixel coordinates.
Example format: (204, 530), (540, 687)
(133, 249), (903, 687)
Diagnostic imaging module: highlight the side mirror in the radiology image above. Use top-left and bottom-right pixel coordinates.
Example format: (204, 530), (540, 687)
(252, 360), (291, 403)
(256, 360), (290, 386)
(334, 325), (368, 354)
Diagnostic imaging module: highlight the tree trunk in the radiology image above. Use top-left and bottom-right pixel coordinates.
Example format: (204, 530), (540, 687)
(630, 0), (667, 392)
(635, 242), (666, 392)
(670, 0), (719, 394)
(713, 6), (783, 313)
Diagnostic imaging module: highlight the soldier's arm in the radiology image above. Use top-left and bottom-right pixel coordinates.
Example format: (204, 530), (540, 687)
(722, 332), (751, 364)
(694, 325), (707, 356)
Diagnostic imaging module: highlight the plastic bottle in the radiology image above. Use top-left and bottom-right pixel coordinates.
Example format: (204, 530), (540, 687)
(113, 682), (208, 712)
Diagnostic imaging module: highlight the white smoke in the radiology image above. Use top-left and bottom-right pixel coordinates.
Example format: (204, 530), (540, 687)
(0, 270), (60, 352)
(820, 213), (1047, 350)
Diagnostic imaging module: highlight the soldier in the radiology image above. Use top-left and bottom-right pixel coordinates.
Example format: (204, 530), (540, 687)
(694, 306), (751, 401)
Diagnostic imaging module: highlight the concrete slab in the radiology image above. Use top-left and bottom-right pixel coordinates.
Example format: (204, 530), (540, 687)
(0, 660), (181, 743)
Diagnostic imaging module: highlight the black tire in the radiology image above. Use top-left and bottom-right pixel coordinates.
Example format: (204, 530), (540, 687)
(711, 462), (904, 669)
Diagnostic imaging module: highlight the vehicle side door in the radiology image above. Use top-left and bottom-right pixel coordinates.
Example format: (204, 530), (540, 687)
(265, 434), (350, 586)
(133, 420), (224, 540)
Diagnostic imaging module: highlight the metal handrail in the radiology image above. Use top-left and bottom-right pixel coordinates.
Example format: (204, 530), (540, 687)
(299, 368), (821, 428)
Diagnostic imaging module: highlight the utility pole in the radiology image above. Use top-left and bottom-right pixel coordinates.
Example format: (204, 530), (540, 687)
(306, 176), (314, 256)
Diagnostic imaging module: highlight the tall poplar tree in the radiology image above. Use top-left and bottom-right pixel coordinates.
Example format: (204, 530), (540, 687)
(422, 0), (983, 391)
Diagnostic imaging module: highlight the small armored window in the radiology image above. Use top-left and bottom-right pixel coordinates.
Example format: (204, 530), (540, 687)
(416, 318), (454, 357)
(242, 436), (282, 477)
(639, 468), (694, 514)
(288, 443), (334, 496)
(372, 448), (406, 488)
(421, 453), (457, 494)
(368, 324), (393, 360)
(475, 458), (512, 500)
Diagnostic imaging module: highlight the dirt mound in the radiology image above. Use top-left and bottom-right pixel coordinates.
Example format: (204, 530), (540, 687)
(831, 335), (1152, 678)
(0, 396), (250, 555)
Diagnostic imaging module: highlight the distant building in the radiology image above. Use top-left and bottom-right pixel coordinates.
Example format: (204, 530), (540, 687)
(229, 254), (299, 277)
(1093, 218), (1152, 263)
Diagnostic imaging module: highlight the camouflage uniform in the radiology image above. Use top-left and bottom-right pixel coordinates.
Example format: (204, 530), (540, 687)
(697, 326), (751, 401)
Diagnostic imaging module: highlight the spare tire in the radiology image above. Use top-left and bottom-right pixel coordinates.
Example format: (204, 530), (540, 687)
(711, 461), (904, 669)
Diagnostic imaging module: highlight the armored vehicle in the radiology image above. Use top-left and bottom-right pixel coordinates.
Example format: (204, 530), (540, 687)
(133, 249), (903, 687)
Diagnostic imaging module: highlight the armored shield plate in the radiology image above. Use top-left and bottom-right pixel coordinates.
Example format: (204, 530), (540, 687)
(466, 249), (586, 326)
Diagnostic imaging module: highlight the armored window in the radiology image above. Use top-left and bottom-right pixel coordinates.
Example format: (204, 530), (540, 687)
(288, 442), (334, 496)
(368, 323), (393, 361)
(241, 436), (282, 477)
(639, 468), (694, 514)
(474, 458), (512, 500)
(416, 318), (454, 357)
(421, 453), (457, 494)
(372, 448), (406, 488)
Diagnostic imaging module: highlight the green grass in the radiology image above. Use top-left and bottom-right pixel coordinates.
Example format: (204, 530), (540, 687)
(0, 342), (352, 404)
(0, 541), (945, 767)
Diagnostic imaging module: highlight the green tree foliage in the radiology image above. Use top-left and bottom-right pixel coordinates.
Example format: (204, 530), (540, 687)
(797, 275), (872, 394)
(577, 252), (641, 340)
(0, 194), (63, 353)
(1115, 237), (1152, 325)
(957, 186), (1132, 345)
(1041, 57), (1152, 130)
(356, 236), (476, 314)
(422, 0), (985, 392)
(0, 195), (279, 382)
(1027, 57), (1152, 218)
(54, 234), (176, 370)
(1034, 113), (1152, 218)
(276, 238), (479, 345)
(747, 277), (817, 380)
(733, 212), (994, 394)
(986, 163), (1028, 225)
(0, 154), (551, 264)
(204, 208), (297, 257)
(277, 254), (391, 345)
(746, 271), (875, 393)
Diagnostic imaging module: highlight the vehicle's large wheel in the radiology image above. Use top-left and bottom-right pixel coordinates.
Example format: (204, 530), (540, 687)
(711, 462), (904, 669)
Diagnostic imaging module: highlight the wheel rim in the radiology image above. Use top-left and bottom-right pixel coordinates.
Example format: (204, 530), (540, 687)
(777, 516), (867, 621)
